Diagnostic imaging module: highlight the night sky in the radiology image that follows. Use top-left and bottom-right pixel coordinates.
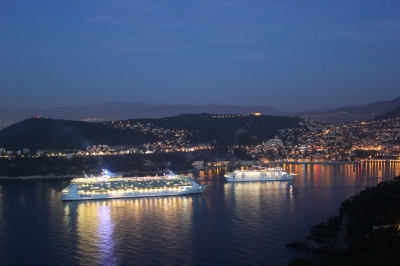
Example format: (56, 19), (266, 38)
(1, 1), (399, 112)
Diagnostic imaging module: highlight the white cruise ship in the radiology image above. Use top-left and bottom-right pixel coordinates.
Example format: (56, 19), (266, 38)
(224, 166), (296, 182)
(62, 169), (208, 201)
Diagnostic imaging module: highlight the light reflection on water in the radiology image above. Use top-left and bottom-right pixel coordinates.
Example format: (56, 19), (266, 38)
(96, 205), (116, 266)
(65, 196), (200, 265)
(224, 181), (294, 217)
(0, 162), (399, 265)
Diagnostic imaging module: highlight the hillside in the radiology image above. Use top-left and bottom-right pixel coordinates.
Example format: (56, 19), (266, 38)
(0, 118), (157, 151)
(295, 96), (400, 123)
(108, 113), (303, 147)
(0, 114), (303, 151)
(374, 106), (400, 120)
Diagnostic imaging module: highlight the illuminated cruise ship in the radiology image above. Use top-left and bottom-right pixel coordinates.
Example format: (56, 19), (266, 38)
(62, 169), (208, 201)
(224, 166), (296, 182)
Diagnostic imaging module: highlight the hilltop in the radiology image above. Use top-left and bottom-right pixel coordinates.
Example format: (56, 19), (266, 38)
(117, 113), (302, 146)
(0, 103), (285, 130)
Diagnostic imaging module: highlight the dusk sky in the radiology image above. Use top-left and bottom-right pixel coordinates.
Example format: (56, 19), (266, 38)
(1, 1), (399, 112)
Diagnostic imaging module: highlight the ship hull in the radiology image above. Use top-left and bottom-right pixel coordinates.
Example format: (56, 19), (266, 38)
(225, 167), (296, 182)
(225, 176), (294, 182)
(62, 183), (208, 201)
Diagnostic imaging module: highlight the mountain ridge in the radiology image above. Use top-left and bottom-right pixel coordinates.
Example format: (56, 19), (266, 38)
(1, 96), (400, 129)
(374, 106), (400, 120)
(294, 96), (400, 123)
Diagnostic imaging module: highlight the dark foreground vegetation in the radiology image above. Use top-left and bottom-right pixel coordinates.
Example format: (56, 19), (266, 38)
(288, 176), (400, 266)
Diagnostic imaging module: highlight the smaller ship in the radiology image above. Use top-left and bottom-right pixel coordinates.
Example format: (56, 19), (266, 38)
(224, 166), (296, 182)
(62, 169), (208, 201)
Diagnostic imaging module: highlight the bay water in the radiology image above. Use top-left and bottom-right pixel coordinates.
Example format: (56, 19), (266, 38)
(0, 162), (399, 266)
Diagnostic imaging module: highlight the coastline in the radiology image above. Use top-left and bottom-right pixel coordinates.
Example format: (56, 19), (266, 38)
(2, 161), (397, 180)
(0, 169), (200, 180)
(263, 161), (361, 165)
(0, 174), (76, 180)
(220, 160), (362, 167)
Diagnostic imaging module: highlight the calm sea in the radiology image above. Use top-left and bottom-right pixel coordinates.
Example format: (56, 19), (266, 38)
(0, 162), (399, 266)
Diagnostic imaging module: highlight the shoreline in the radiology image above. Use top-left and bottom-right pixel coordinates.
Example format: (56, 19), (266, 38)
(262, 161), (361, 165)
(0, 175), (76, 180)
(1, 161), (396, 180)
(0, 170), (200, 180)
